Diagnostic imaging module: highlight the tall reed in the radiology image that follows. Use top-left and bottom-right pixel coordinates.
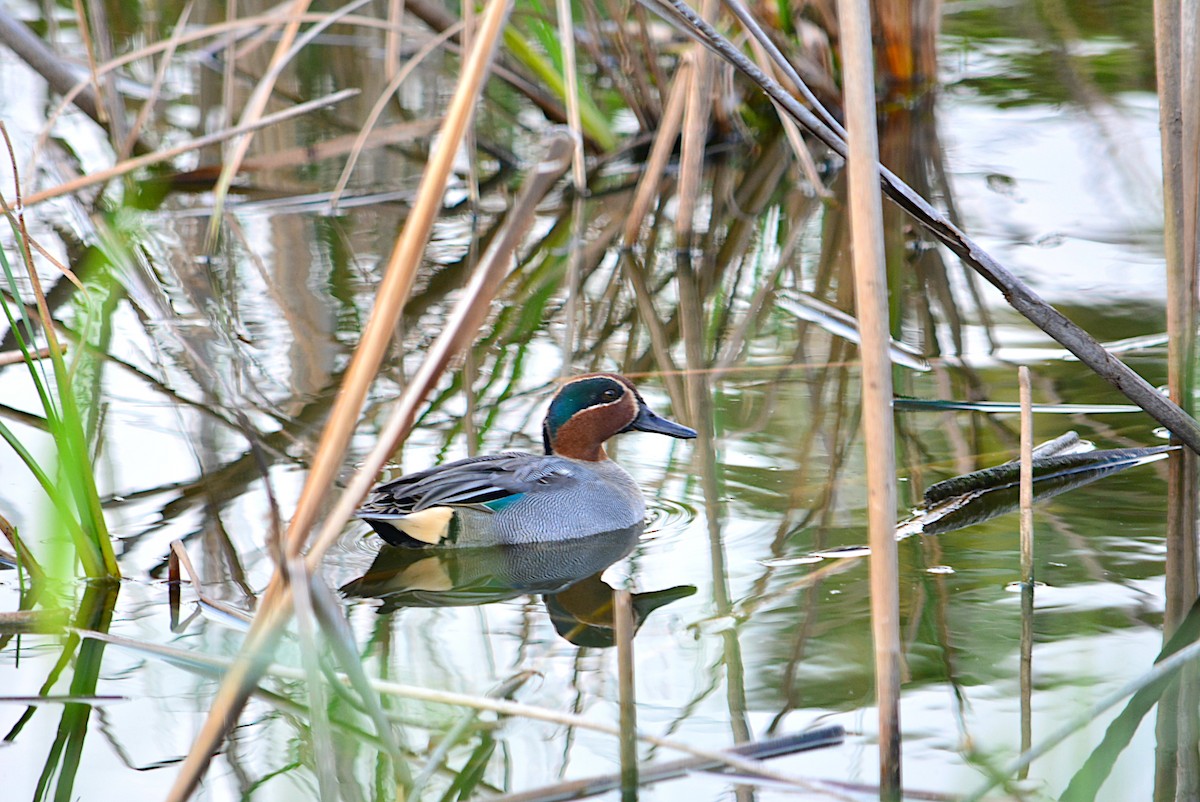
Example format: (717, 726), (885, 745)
(835, 0), (901, 796)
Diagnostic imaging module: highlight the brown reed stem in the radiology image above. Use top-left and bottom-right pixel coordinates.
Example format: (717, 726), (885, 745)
(835, 0), (901, 796)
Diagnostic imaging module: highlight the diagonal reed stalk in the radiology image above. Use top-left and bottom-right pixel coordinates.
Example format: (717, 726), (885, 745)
(22, 88), (360, 207)
(835, 0), (901, 796)
(639, 0), (1200, 455)
(160, 5), (542, 793)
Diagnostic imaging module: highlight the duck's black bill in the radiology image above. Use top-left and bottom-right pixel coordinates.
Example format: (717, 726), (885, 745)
(629, 406), (698, 439)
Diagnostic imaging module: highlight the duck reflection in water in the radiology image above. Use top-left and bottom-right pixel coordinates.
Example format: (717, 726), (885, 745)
(341, 524), (695, 647)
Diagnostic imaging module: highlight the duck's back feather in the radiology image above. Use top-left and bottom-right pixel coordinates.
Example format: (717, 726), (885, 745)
(359, 453), (584, 514)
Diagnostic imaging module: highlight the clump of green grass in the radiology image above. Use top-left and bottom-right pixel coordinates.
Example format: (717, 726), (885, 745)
(0, 136), (119, 581)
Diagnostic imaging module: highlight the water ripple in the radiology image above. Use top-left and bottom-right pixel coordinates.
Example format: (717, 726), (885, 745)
(643, 497), (697, 543)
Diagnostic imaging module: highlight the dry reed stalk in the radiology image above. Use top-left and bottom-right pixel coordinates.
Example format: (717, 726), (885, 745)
(674, 9), (714, 247)
(162, 3), (515, 797)
(1158, 5), (1200, 792)
(0, 346), (52, 366)
(836, 0), (901, 797)
(386, 0), (404, 81)
(753, 60), (827, 195)
(1158, 0), (1195, 417)
(1157, 0), (1200, 642)
(556, 0), (587, 369)
(69, 0), (106, 125)
(222, 0), (237, 135)
(554, 0), (587, 189)
(23, 88), (359, 207)
(1185, 5), (1200, 321)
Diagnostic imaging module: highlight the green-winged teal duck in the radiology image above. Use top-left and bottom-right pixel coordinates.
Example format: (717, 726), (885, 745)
(357, 373), (696, 547)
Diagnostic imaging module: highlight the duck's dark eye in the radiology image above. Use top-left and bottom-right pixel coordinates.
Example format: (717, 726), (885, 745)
(601, 387), (620, 402)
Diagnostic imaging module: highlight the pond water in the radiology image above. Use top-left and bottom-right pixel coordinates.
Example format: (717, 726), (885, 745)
(0, 1), (1188, 800)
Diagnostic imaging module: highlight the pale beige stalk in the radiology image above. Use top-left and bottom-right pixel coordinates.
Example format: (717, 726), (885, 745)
(836, 0), (902, 796)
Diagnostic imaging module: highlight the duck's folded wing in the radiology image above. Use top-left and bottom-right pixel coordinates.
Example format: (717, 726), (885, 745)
(361, 454), (583, 513)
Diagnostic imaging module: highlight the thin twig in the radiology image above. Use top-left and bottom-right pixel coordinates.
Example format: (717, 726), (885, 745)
(23, 88), (361, 207)
(78, 627), (836, 792)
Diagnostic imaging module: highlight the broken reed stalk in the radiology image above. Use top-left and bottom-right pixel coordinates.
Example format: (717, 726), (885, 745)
(1018, 366), (1033, 777)
(1019, 367), (1033, 586)
(615, 589), (638, 800)
(835, 0), (901, 796)
(643, 0), (1200, 455)
(162, 2), (516, 798)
